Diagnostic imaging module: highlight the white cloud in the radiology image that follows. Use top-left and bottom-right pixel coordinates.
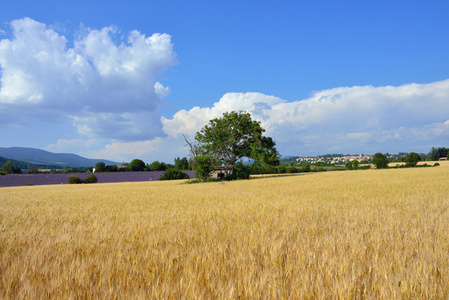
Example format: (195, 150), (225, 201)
(78, 138), (166, 162)
(162, 80), (449, 156)
(162, 92), (285, 138)
(154, 82), (170, 98)
(40, 79), (449, 162)
(45, 138), (102, 152)
(0, 17), (176, 140)
(3, 18), (448, 161)
(45, 136), (187, 164)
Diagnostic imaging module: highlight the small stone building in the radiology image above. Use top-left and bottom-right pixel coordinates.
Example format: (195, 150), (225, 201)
(210, 165), (234, 180)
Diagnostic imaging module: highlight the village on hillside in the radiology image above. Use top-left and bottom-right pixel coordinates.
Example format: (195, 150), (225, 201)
(296, 154), (372, 165)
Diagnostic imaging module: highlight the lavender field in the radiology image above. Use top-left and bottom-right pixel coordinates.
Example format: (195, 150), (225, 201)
(0, 171), (196, 187)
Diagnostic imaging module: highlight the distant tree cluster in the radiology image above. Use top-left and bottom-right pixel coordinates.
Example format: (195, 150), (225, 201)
(0, 160), (22, 175)
(147, 157), (191, 172)
(364, 152), (425, 169)
(345, 160), (359, 170)
(372, 153), (389, 169)
(428, 147), (448, 161)
(147, 160), (171, 171)
(404, 152), (421, 167)
(94, 162), (126, 172)
(174, 157), (190, 171)
(92, 157), (192, 181)
(94, 157), (191, 174)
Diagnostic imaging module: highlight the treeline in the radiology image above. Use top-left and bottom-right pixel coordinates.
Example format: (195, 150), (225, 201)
(2, 147), (448, 176)
(248, 163), (325, 174)
(428, 147), (449, 161)
(0, 161), (22, 175)
(93, 157), (192, 181)
(94, 157), (192, 173)
(241, 161), (370, 175)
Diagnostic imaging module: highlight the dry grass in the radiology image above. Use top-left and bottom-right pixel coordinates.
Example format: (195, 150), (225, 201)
(1, 165), (449, 298)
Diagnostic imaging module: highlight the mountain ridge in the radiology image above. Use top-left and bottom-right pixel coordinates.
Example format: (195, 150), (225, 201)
(0, 147), (119, 168)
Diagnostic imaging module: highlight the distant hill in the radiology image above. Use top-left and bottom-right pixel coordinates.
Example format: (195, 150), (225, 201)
(0, 147), (119, 168)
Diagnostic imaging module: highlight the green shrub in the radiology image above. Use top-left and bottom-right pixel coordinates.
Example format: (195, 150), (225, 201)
(345, 161), (353, 170)
(300, 165), (311, 172)
(225, 162), (251, 180)
(405, 152), (421, 167)
(276, 165), (287, 174)
(359, 165), (371, 170)
(83, 175), (98, 184)
(433, 163), (440, 167)
(194, 155), (216, 181)
(68, 176), (82, 184)
(284, 166), (299, 173)
(159, 168), (190, 180)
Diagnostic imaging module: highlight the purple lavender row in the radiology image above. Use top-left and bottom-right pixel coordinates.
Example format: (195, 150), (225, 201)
(0, 171), (196, 187)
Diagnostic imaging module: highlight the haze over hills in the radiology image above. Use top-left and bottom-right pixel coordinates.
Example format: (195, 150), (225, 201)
(0, 147), (118, 168)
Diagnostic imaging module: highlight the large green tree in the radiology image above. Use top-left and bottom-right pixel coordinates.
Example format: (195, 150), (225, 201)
(95, 162), (106, 172)
(174, 157), (190, 170)
(188, 111), (279, 179)
(148, 160), (169, 171)
(405, 152), (421, 167)
(128, 159), (146, 171)
(372, 153), (389, 169)
(1, 160), (21, 174)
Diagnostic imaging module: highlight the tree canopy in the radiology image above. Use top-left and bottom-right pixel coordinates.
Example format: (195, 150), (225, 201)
(372, 153), (389, 169)
(405, 152), (421, 167)
(195, 111), (279, 166)
(128, 159), (146, 171)
(1, 160), (21, 174)
(174, 157), (190, 170)
(429, 147), (448, 161)
(188, 111), (279, 180)
(148, 160), (168, 171)
(95, 162), (106, 172)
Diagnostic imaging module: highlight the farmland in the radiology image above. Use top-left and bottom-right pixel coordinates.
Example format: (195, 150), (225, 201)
(1, 164), (448, 298)
(0, 171), (196, 187)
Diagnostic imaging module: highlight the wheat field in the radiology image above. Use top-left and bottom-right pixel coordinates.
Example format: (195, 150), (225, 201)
(1, 164), (448, 298)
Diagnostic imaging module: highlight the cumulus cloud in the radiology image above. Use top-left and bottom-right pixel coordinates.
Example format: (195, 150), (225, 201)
(3, 18), (448, 161)
(40, 79), (449, 162)
(0, 17), (176, 140)
(162, 80), (449, 156)
(162, 92), (285, 138)
(78, 138), (166, 161)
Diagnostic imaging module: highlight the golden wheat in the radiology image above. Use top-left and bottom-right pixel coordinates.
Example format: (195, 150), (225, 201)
(1, 166), (448, 298)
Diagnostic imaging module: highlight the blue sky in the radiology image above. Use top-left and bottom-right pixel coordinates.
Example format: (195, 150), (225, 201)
(1, 0), (449, 163)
